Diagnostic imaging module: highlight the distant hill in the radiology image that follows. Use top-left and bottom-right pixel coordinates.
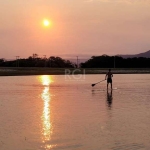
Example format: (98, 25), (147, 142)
(119, 50), (150, 58)
(69, 58), (89, 64)
(67, 50), (150, 64)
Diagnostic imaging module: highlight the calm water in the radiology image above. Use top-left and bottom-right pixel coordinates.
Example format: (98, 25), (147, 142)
(0, 74), (150, 150)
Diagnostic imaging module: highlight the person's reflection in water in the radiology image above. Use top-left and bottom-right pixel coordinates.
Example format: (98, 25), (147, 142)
(92, 89), (96, 95)
(107, 89), (113, 108)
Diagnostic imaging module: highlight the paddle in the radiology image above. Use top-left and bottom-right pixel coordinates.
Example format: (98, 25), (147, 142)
(91, 79), (106, 87)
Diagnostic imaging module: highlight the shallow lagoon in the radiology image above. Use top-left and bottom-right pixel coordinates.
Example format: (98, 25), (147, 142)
(0, 74), (150, 150)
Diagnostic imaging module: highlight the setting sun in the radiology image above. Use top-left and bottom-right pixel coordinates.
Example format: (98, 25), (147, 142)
(43, 19), (50, 27)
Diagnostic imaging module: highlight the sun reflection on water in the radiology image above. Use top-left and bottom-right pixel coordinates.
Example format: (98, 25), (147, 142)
(39, 75), (55, 149)
(42, 86), (51, 141)
(40, 75), (52, 86)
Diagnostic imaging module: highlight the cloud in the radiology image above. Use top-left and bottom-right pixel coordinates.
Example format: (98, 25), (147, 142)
(84, 0), (150, 4)
(84, 0), (93, 2)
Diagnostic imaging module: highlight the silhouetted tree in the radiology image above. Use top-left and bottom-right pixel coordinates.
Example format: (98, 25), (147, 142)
(81, 55), (150, 68)
(48, 56), (74, 68)
(1, 54), (149, 68)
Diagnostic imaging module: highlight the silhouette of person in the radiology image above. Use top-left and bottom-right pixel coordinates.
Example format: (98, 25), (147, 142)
(107, 89), (113, 108)
(105, 69), (113, 89)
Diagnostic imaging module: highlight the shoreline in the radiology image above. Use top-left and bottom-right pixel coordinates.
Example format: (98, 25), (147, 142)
(0, 67), (150, 76)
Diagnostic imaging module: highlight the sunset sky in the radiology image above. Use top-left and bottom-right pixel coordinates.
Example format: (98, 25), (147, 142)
(0, 0), (150, 59)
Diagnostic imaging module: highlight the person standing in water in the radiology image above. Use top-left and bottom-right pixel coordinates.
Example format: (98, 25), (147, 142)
(105, 69), (113, 89)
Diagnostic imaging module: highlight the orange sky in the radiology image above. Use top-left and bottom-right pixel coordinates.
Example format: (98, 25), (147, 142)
(0, 0), (150, 59)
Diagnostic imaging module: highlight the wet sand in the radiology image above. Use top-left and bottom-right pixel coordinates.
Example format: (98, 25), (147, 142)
(0, 67), (150, 76)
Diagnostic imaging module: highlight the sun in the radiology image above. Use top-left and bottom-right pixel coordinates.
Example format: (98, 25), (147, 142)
(43, 19), (50, 27)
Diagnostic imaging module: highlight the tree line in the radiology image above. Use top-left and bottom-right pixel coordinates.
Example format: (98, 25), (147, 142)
(80, 55), (150, 68)
(0, 54), (150, 68)
(0, 54), (75, 68)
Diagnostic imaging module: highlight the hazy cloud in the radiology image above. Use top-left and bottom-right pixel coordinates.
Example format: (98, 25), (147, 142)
(0, 0), (150, 58)
(84, 0), (150, 4)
